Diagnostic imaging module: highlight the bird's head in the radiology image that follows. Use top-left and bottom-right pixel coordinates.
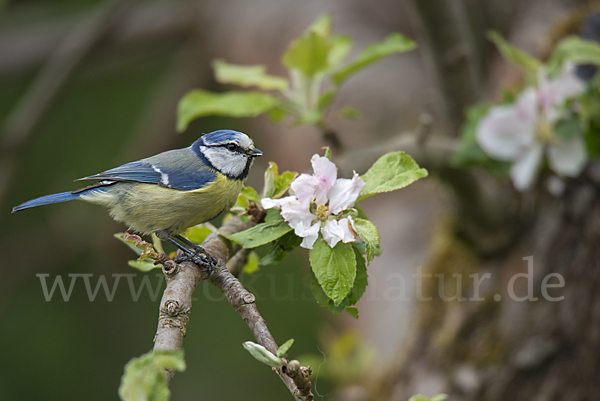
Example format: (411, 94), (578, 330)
(192, 130), (263, 180)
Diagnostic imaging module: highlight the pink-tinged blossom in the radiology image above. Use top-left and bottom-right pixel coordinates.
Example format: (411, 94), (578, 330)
(261, 155), (364, 249)
(291, 154), (337, 207)
(476, 63), (588, 191)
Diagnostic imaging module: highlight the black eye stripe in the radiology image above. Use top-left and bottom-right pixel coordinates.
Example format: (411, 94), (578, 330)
(217, 143), (240, 152)
(207, 142), (248, 153)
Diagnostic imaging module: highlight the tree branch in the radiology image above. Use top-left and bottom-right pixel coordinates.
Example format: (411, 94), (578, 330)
(226, 247), (251, 277)
(152, 216), (313, 400)
(405, 0), (482, 133)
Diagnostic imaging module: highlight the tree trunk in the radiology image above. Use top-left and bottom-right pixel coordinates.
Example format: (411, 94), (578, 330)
(374, 162), (600, 400)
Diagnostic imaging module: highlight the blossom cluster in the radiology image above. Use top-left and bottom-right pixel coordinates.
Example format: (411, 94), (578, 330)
(476, 63), (588, 190)
(261, 155), (365, 249)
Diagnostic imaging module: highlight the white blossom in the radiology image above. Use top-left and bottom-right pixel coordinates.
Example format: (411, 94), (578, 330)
(476, 63), (588, 190)
(261, 155), (365, 249)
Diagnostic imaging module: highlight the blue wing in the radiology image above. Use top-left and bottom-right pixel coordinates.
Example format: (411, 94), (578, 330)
(76, 159), (218, 191)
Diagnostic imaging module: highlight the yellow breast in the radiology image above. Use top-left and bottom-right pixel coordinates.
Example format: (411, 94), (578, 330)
(83, 173), (244, 235)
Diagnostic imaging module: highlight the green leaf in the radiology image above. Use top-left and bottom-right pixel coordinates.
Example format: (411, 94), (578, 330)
(347, 245), (368, 305)
(264, 208), (283, 222)
(273, 171), (298, 199)
(318, 90), (336, 111)
(243, 341), (283, 368)
(115, 233), (143, 256)
(234, 186), (261, 209)
(262, 163), (297, 200)
(128, 260), (159, 272)
(352, 218), (380, 264)
(585, 121), (600, 157)
(309, 269), (348, 315)
(358, 152), (428, 202)
(547, 36), (600, 76)
(351, 240), (382, 260)
(184, 224), (215, 245)
(345, 306), (359, 319)
(354, 206), (369, 220)
(487, 30), (541, 74)
(277, 339), (295, 358)
(310, 269), (331, 307)
(332, 33), (416, 85)
(237, 251), (259, 274)
(222, 218), (293, 249)
(115, 233), (159, 262)
(308, 13), (332, 36)
(294, 110), (322, 125)
(309, 237), (356, 305)
(408, 395), (448, 401)
(339, 105), (362, 120)
(554, 117), (583, 141)
(177, 90), (280, 132)
(328, 35), (352, 67)
(118, 350), (185, 401)
(283, 31), (330, 78)
(213, 59), (288, 91)
(260, 231), (302, 266)
(151, 233), (165, 255)
(311, 243), (369, 316)
(262, 162), (279, 199)
(267, 106), (287, 123)
(243, 185), (262, 202)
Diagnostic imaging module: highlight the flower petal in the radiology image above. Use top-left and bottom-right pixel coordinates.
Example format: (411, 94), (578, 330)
(547, 137), (588, 177)
(338, 217), (357, 243)
(263, 196), (314, 230)
(514, 87), (539, 124)
(327, 172), (366, 215)
(311, 154), (337, 183)
(311, 155), (337, 204)
(296, 222), (320, 249)
(510, 143), (544, 191)
(476, 92), (537, 161)
(321, 220), (345, 248)
(321, 219), (356, 248)
(261, 197), (283, 209)
(539, 63), (586, 122)
(290, 174), (320, 207)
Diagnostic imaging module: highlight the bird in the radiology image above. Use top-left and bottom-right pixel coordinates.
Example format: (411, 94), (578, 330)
(12, 129), (263, 271)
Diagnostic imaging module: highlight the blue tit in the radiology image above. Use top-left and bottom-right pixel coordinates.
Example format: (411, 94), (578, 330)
(12, 129), (263, 268)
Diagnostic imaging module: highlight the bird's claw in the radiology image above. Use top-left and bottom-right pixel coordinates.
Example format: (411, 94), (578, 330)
(174, 249), (217, 277)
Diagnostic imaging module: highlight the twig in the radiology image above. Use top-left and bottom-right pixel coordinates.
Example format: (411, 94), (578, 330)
(283, 361), (314, 400)
(209, 261), (305, 397)
(317, 121), (344, 153)
(226, 247), (251, 277)
(152, 216), (312, 400)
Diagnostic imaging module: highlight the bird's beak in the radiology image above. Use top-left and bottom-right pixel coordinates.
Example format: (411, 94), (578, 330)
(248, 148), (263, 158)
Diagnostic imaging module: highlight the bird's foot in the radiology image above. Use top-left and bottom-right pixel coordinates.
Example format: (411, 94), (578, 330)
(174, 248), (217, 277)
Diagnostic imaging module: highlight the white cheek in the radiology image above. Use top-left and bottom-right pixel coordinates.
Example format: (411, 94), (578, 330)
(203, 147), (247, 177)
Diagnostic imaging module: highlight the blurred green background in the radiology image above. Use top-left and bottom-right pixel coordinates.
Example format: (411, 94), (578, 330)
(4, 0), (590, 400)
(0, 1), (332, 399)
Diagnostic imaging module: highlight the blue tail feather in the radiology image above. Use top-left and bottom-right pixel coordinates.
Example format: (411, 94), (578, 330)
(12, 191), (82, 213)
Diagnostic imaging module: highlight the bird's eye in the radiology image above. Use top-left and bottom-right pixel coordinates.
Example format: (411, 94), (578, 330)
(226, 143), (237, 151)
